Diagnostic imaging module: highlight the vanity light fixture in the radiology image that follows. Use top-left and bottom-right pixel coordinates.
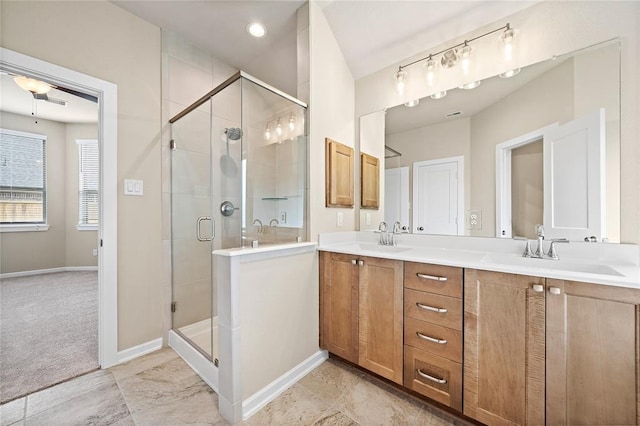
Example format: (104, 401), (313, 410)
(458, 80), (481, 90)
(247, 22), (267, 38)
(404, 99), (420, 107)
(394, 23), (515, 96)
(430, 91), (447, 100)
(14, 76), (52, 94)
(499, 68), (521, 78)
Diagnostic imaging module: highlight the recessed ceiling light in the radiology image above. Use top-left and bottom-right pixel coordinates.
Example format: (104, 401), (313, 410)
(404, 99), (419, 107)
(247, 22), (267, 38)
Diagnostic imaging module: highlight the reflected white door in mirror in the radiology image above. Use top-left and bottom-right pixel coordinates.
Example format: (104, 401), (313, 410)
(496, 109), (606, 241)
(413, 156), (464, 235)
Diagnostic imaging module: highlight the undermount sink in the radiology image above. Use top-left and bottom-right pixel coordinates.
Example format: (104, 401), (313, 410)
(355, 242), (412, 253)
(481, 254), (624, 277)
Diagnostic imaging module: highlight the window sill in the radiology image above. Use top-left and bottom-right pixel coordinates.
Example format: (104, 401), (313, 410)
(77, 224), (98, 231)
(0, 224), (50, 233)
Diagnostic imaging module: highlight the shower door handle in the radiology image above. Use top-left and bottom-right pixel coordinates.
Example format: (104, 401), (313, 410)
(196, 216), (214, 241)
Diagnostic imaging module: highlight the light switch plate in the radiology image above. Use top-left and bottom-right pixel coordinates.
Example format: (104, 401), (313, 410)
(124, 179), (144, 196)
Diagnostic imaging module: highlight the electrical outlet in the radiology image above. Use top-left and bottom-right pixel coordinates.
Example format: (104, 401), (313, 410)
(337, 212), (343, 227)
(365, 212), (371, 226)
(279, 211), (287, 224)
(468, 210), (482, 230)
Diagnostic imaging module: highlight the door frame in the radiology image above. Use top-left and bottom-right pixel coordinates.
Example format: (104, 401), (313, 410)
(0, 48), (119, 367)
(412, 156), (464, 235)
(495, 123), (557, 238)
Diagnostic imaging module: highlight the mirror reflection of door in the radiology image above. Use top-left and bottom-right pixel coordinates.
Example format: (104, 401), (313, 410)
(384, 167), (409, 229)
(413, 156), (464, 235)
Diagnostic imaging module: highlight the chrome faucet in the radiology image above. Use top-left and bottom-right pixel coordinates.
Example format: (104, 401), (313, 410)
(377, 222), (389, 246)
(519, 224), (569, 260)
(252, 219), (263, 234)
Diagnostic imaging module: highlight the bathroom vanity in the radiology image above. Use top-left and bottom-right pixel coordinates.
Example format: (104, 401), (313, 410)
(318, 232), (640, 425)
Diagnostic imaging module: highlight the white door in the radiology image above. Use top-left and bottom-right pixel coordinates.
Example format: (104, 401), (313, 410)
(413, 157), (463, 235)
(543, 108), (605, 240)
(384, 167), (409, 229)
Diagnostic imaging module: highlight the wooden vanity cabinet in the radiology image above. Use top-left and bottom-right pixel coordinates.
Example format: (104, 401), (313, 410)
(319, 251), (359, 363)
(546, 279), (640, 425)
(404, 262), (464, 411)
(463, 269), (545, 425)
(319, 251), (404, 384)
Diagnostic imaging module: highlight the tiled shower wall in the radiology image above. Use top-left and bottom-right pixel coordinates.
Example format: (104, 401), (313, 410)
(161, 30), (238, 342)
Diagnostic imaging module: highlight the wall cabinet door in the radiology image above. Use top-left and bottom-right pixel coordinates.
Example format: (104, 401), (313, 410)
(464, 269), (545, 425)
(546, 279), (640, 425)
(358, 256), (404, 384)
(319, 251), (359, 363)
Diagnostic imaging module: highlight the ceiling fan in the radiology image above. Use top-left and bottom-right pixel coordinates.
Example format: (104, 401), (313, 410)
(1, 70), (98, 104)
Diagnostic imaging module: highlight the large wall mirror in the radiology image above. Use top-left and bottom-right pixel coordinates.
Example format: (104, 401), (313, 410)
(381, 39), (620, 243)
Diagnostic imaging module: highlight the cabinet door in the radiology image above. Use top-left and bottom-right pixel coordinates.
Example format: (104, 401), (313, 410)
(319, 251), (359, 363)
(464, 269), (545, 425)
(546, 279), (640, 425)
(358, 256), (404, 384)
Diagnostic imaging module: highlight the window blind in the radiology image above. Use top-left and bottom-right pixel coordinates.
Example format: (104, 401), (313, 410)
(0, 129), (47, 224)
(78, 140), (99, 226)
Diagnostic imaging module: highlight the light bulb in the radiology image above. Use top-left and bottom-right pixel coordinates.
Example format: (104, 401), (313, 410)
(14, 76), (52, 94)
(288, 115), (295, 131)
(430, 91), (447, 100)
(264, 125), (271, 141)
(460, 44), (472, 76)
(395, 69), (407, 95)
(501, 27), (515, 62)
(458, 81), (481, 90)
(499, 68), (521, 79)
(276, 120), (282, 136)
(424, 56), (437, 87)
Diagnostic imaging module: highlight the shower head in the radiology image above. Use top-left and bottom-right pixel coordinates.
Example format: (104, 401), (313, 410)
(224, 127), (243, 141)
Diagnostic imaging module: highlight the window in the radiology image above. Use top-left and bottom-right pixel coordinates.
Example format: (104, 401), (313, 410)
(77, 139), (99, 228)
(0, 129), (47, 225)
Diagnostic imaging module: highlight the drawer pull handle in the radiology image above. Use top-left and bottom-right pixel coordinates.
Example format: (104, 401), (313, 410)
(416, 331), (447, 345)
(416, 369), (447, 384)
(416, 273), (447, 282)
(416, 302), (447, 313)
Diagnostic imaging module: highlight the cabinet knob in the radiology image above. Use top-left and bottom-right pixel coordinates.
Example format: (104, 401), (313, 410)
(358, 260), (364, 266)
(549, 286), (561, 296)
(532, 284), (544, 293)
(417, 226), (424, 231)
(351, 259), (357, 265)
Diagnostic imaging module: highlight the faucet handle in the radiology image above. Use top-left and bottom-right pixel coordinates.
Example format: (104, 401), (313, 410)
(535, 224), (545, 238)
(378, 221), (387, 232)
(546, 238), (570, 260)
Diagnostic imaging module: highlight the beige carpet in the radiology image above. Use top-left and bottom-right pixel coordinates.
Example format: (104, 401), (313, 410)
(0, 271), (99, 404)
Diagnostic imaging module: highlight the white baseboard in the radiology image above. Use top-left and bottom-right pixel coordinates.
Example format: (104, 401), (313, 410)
(242, 350), (328, 421)
(0, 266), (98, 279)
(169, 330), (218, 392)
(117, 337), (163, 364)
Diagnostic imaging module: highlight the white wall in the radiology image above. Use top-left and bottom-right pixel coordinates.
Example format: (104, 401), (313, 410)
(356, 1), (640, 244)
(1, 0), (163, 350)
(308, 1), (356, 241)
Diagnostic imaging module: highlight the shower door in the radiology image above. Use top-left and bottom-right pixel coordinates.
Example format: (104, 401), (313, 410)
(170, 78), (242, 361)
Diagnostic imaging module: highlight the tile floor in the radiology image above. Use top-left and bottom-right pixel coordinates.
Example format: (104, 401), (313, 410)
(0, 348), (470, 425)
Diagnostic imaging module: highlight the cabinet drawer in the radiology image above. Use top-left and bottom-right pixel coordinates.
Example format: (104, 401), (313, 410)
(405, 317), (462, 363)
(404, 262), (462, 298)
(404, 345), (462, 411)
(404, 289), (462, 330)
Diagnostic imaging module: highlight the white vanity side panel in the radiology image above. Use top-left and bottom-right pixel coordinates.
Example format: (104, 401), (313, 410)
(239, 250), (319, 399)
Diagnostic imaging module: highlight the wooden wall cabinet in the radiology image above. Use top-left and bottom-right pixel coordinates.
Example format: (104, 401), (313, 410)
(360, 152), (379, 209)
(325, 138), (354, 207)
(319, 251), (403, 384)
(464, 269), (545, 425)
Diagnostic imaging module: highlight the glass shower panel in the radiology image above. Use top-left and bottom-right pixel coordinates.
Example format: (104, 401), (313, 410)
(241, 79), (307, 244)
(171, 98), (214, 358)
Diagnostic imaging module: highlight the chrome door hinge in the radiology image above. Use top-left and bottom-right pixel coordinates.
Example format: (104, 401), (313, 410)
(171, 302), (176, 313)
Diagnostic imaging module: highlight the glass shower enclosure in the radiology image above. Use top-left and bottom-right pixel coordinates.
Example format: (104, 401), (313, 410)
(169, 72), (307, 363)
